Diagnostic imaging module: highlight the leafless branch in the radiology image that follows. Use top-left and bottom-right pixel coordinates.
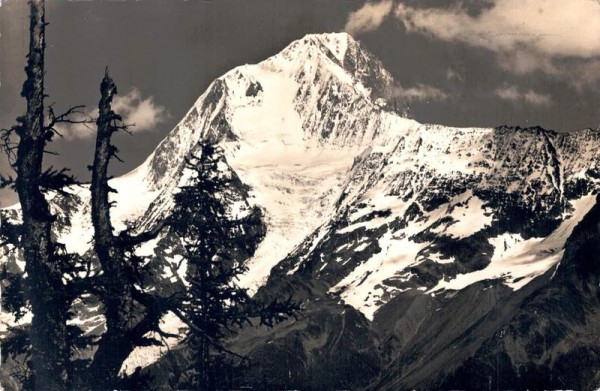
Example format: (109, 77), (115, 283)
(45, 104), (90, 131)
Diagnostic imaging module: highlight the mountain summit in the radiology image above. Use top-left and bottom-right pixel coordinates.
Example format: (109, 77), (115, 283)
(127, 32), (600, 309)
(127, 32), (411, 291)
(3, 32), (600, 389)
(141, 32), (396, 189)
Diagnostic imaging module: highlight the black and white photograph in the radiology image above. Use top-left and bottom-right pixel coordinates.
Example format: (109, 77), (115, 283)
(1, 0), (600, 389)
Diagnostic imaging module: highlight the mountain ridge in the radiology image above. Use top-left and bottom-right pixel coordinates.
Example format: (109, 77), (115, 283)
(3, 30), (600, 320)
(2, 32), (600, 389)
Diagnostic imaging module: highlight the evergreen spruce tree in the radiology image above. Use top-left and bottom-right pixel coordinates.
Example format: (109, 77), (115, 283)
(168, 143), (296, 389)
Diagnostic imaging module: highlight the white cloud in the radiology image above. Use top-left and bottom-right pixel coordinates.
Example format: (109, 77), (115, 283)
(112, 88), (167, 132)
(393, 0), (600, 79)
(345, 0), (600, 85)
(564, 59), (600, 90)
(395, 0), (600, 58)
(496, 86), (521, 102)
(56, 88), (167, 140)
(388, 83), (449, 102)
(446, 67), (463, 82)
(495, 85), (552, 106)
(54, 122), (91, 141)
(345, 0), (393, 35)
(523, 90), (553, 106)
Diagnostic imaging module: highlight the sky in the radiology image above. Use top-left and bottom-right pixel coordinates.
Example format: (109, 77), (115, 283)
(1, 0), (600, 205)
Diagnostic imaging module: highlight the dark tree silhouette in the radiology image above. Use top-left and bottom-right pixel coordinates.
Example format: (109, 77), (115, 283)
(0, 1), (89, 389)
(84, 71), (176, 390)
(0, 4), (296, 390)
(168, 143), (296, 390)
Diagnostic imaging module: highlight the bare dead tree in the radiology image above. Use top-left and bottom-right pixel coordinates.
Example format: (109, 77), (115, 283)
(10, 1), (68, 389)
(84, 71), (174, 390)
(0, 1), (93, 389)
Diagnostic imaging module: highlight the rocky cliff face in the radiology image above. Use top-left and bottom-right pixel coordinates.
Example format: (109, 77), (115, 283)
(2, 32), (600, 389)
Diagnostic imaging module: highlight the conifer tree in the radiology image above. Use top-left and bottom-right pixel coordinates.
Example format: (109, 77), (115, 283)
(168, 143), (296, 389)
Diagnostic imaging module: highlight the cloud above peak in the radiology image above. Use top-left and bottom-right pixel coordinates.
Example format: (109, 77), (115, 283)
(394, 0), (600, 60)
(345, 0), (600, 86)
(345, 0), (393, 35)
(391, 83), (449, 102)
(495, 85), (552, 107)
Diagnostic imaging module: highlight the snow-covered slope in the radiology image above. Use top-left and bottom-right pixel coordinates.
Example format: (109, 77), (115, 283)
(123, 32), (410, 293)
(4, 33), (600, 389)
(269, 123), (600, 319)
(3, 32), (600, 323)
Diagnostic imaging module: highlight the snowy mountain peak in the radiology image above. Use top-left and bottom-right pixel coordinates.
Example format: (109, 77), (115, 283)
(263, 32), (395, 102)
(123, 34), (600, 312)
(5, 33), (600, 327)
(139, 32), (399, 193)
(4, 32), (600, 390)
(276, 32), (357, 67)
(296, 32), (352, 63)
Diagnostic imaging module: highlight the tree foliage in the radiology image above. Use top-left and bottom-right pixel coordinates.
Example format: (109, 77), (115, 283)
(167, 143), (297, 390)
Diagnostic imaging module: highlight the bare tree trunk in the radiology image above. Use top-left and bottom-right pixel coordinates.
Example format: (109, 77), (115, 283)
(15, 1), (70, 389)
(86, 72), (168, 389)
(87, 72), (137, 389)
